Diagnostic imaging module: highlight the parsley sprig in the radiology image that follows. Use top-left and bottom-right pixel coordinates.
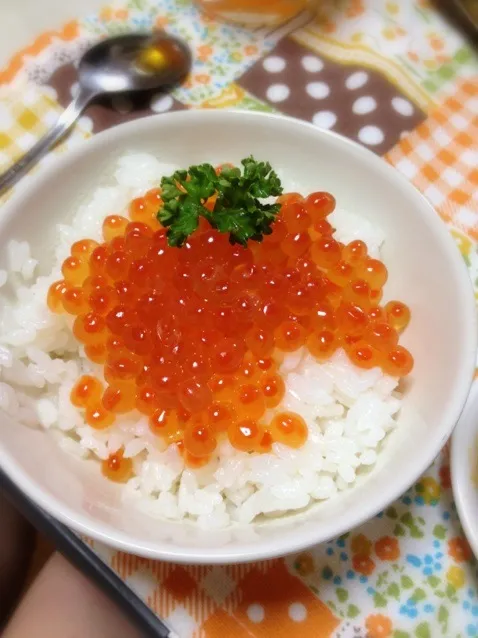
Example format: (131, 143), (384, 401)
(158, 157), (283, 247)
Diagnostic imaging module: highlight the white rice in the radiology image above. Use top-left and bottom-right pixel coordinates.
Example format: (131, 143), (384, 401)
(0, 154), (403, 529)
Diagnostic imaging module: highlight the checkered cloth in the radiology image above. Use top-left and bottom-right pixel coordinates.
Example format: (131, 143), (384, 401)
(0, 85), (91, 203)
(387, 79), (478, 240)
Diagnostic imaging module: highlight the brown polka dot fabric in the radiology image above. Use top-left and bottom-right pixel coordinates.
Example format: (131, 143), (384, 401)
(45, 38), (425, 156)
(237, 38), (426, 155)
(47, 64), (187, 134)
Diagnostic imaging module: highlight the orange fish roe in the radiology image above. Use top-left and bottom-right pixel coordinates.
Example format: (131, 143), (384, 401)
(101, 448), (134, 483)
(49, 186), (413, 480)
(385, 300), (411, 333)
(47, 280), (70, 313)
(228, 419), (265, 452)
(270, 412), (308, 448)
(70, 375), (103, 408)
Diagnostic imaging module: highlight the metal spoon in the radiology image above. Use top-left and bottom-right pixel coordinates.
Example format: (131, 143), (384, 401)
(0, 32), (191, 196)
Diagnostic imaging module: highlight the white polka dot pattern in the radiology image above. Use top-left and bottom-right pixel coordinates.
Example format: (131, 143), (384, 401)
(301, 55), (324, 73)
(392, 96), (415, 116)
(77, 116), (94, 133)
(306, 82), (330, 100)
(150, 94), (174, 113)
(266, 84), (290, 102)
(289, 602), (308, 622)
(358, 125), (385, 146)
(312, 111), (337, 129)
(346, 71), (369, 90)
(70, 82), (79, 98)
(247, 604), (265, 623)
(237, 37), (425, 155)
(263, 56), (286, 73)
(352, 96), (377, 115)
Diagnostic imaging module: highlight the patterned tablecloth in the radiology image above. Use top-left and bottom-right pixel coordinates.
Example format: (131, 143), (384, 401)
(1, 1), (477, 636)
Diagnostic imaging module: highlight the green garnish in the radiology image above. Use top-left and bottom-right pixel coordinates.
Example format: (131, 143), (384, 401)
(158, 156), (283, 247)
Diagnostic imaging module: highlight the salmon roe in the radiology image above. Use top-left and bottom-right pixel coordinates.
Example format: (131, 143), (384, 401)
(49, 184), (412, 481)
(101, 448), (133, 483)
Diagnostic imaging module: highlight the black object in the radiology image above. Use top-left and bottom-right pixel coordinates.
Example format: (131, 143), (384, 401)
(433, 0), (478, 42)
(452, 0), (478, 31)
(0, 469), (173, 638)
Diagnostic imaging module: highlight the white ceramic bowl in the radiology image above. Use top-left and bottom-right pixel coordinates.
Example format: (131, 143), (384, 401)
(452, 381), (478, 559)
(0, 111), (476, 563)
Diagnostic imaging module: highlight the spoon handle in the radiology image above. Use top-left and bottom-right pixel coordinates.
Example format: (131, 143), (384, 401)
(0, 90), (94, 197)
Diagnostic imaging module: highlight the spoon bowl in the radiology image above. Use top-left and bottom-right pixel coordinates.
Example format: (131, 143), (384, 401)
(78, 32), (192, 96)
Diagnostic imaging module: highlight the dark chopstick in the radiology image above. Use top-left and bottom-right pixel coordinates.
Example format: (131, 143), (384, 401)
(0, 469), (174, 638)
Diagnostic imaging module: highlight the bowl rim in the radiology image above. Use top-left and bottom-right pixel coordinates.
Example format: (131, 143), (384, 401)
(0, 109), (476, 563)
(451, 382), (478, 560)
